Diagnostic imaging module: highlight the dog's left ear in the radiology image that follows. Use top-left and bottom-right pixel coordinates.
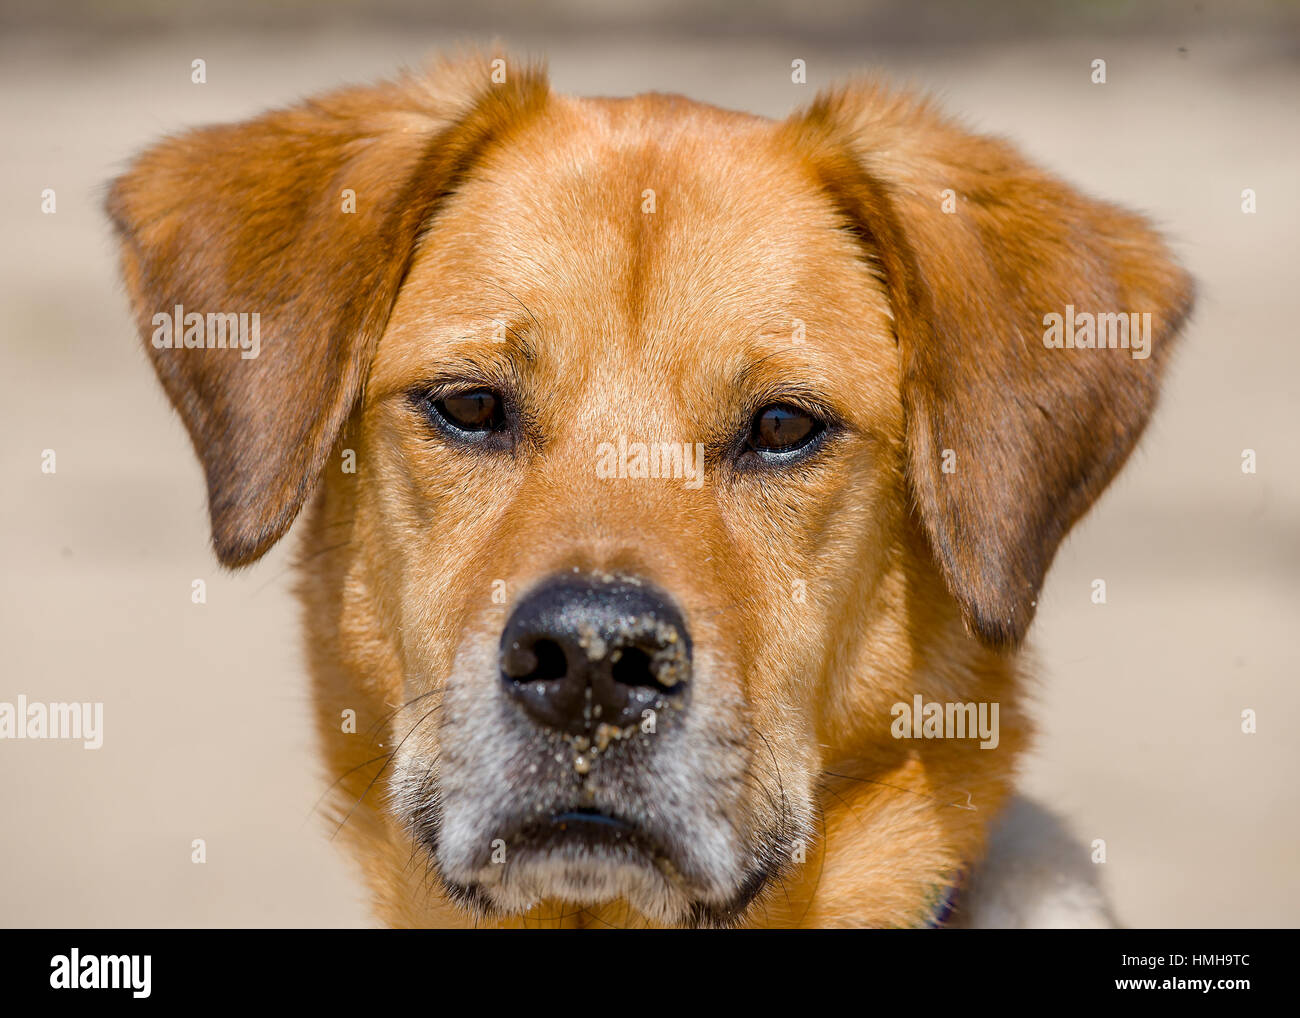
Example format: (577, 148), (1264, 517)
(784, 82), (1195, 648)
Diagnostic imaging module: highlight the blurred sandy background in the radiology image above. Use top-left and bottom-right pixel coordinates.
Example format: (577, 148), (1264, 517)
(1, 0), (1296, 927)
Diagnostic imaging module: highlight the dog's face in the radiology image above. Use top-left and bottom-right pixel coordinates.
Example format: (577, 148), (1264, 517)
(107, 55), (1192, 926)
(363, 96), (906, 922)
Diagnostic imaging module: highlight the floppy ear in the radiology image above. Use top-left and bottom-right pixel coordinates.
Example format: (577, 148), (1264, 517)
(106, 55), (548, 566)
(784, 82), (1194, 648)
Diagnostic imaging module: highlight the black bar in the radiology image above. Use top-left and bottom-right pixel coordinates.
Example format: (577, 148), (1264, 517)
(0, 929), (1276, 1006)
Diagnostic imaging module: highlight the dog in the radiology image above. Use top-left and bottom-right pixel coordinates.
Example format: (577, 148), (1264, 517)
(106, 51), (1192, 927)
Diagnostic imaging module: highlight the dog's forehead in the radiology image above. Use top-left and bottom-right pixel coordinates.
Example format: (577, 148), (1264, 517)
(374, 91), (894, 403)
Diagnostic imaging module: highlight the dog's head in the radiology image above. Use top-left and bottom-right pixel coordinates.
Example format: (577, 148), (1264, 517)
(108, 54), (1192, 926)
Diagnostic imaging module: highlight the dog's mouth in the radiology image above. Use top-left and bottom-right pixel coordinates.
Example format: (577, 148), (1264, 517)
(429, 802), (778, 926)
(524, 808), (661, 853)
(487, 805), (684, 883)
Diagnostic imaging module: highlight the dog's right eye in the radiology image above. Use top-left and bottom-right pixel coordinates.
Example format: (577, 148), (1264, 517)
(415, 387), (509, 442)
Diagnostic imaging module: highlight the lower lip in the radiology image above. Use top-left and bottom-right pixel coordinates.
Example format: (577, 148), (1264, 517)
(515, 810), (652, 856)
(507, 812), (686, 889)
(550, 810), (636, 833)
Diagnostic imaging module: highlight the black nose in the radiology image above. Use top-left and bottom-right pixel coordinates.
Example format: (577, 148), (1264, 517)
(499, 576), (692, 735)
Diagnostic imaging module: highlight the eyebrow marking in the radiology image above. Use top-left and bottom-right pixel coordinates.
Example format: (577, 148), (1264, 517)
(476, 277), (543, 361)
(462, 312), (534, 357)
(733, 345), (798, 390)
(421, 341), (531, 393)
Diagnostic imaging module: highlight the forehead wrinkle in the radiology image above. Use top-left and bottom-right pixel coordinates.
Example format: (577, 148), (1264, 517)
(473, 109), (821, 303)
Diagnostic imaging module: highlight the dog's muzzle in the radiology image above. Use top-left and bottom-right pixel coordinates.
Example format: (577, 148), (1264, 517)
(403, 572), (780, 923)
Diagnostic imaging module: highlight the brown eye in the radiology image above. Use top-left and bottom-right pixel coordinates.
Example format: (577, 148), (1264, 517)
(749, 403), (824, 457)
(428, 388), (506, 435)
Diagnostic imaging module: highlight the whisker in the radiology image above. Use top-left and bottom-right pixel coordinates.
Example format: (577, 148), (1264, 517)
(250, 535), (354, 598)
(364, 687), (443, 742)
(303, 752), (392, 829)
(332, 702), (443, 839)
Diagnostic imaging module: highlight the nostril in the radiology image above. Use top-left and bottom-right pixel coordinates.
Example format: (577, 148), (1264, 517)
(529, 639), (568, 682)
(610, 638), (690, 693)
(503, 637), (568, 683)
(610, 645), (654, 688)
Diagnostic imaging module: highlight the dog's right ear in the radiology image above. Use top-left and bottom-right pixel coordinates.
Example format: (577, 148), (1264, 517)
(106, 55), (548, 566)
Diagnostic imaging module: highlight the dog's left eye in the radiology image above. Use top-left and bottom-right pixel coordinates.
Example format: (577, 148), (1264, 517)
(438, 390), (503, 430)
(746, 403), (826, 460)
